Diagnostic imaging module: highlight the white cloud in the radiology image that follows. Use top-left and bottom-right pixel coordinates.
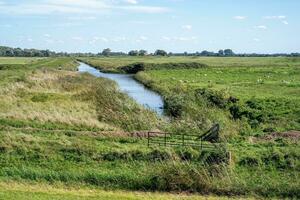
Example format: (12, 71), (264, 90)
(68, 16), (97, 20)
(182, 25), (192, 30)
(124, 0), (138, 4)
(89, 36), (109, 44)
(234, 16), (246, 20)
(44, 34), (51, 37)
(139, 36), (148, 41)
(263, 15), (289, 26)
(45, 39), (54, 43)
(112, 36), (126, 42)
(71, 36), (83, 41)
(119, 6), (169, 13)
(253, 38), (260, 42)
(0, 0), (169, 15)
(264, 15), (286, 19)
(162, 36), (171, 41)
(162, 36), (198, 42)
(255, 25), (267, 30)
(100, 37), (109, 42)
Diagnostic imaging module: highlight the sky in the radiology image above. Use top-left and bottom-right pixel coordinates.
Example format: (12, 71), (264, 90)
(0, 0), (299, 53)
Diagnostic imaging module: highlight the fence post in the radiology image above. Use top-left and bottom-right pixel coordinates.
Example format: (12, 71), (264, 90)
(164, 132), (167, 147)
(147, 132), (149, 147)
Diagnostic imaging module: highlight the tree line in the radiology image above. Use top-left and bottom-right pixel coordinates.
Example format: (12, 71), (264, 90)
(0, 46), (299, 57)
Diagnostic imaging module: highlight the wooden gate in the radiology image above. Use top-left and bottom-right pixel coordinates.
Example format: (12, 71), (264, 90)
(147, 124), (222, 151)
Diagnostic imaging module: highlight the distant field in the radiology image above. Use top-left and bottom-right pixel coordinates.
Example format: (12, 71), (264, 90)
(79, 56), (300, 72)
(140, 66), (300, 100)
(0, 57), (43, 64)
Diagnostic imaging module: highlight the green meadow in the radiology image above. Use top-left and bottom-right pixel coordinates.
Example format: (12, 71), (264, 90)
(0, 56), (299, 199)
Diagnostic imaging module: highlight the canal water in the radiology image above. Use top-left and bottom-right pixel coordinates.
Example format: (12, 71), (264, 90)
(78, 62), (164, 115)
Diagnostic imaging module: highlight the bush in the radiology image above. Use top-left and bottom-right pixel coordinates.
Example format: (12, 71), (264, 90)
(60, 146), (93, 162)
(120, 63), (145, 73)
(102, 151), (124, 161)
(195, 88), (236, 109)
(176, 148), (199, 161)
(164, 95), (185, 117)
(148, 162), (215, 193)
(239, 156), (260, 167)
(199, 150), (229, 165)
(147, 149), (171, 161)
(120, 62), (208, 73)
(145, 62), (207, 70)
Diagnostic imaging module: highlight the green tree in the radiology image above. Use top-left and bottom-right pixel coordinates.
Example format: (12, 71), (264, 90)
(224, 49), (234, 56)
(128, 50), (139, 56)
(102, 48), (112, 56)
(139, 50), (148, 56)
(218, 50), (224, 56)
(154, 49), (167, 56)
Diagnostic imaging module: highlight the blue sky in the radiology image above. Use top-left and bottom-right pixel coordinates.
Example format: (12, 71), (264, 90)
(0, 0), (299, 53)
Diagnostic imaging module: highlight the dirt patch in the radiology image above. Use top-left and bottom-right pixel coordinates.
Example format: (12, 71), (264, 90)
(130, 131), (164, 138)
(261, 130), (300, 141)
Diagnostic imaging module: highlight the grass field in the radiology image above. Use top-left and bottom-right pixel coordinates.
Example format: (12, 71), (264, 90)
(79, 56), (300, 72)
(136, 65), (300, 133)
(0, 181), (251, 200)
(0, 57), (43, 64)
(0, 56), (299, 199)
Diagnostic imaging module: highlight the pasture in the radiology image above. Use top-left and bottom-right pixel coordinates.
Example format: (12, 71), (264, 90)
(0, 57), (42, 64)
(79, 56), (300, 72)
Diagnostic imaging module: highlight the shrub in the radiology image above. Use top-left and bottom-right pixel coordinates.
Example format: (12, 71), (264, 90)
(120, 63), (145, 73)
(176, 148), (199, 161)
(239, 156), (260, 167)
(199, 150), (229, 165)
(164, 95), (185, 117)
(147, 149), (171, 161)
(60, 146), (93, 162)
(130, 150), (145, 160)
(102, 151), (124, 161)
(195, 88), (228, 108)
(148, 162), (213, 193)
(31, 93), (50, 102)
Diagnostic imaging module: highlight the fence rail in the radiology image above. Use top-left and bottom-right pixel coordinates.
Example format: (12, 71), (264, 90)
(147, 131), (219, 150)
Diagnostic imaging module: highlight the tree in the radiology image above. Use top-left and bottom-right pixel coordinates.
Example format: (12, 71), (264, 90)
(224, 49), (234, 56)
(139, 50), (148, 56)
(168, 52), (173, 56)
(128, 50), (139, 56)
(218, 50), (224, 56)
(154, 49), (167, 56)
(102, 48), (111, 56)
